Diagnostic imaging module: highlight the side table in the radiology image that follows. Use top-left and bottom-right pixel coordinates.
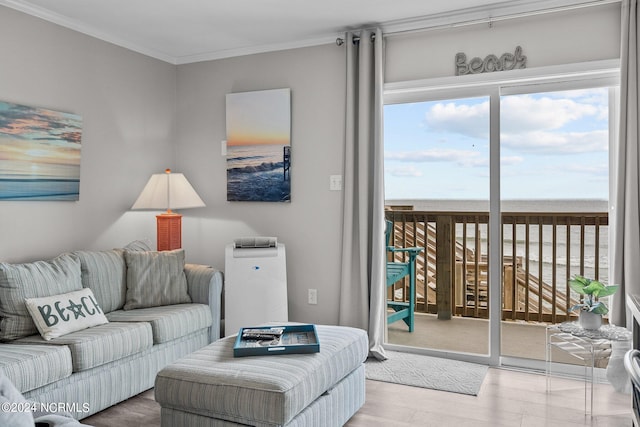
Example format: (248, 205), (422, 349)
(546, 321), (631, 416)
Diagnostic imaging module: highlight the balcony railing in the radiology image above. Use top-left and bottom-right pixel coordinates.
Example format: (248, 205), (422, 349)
(385, 208), (609, 324)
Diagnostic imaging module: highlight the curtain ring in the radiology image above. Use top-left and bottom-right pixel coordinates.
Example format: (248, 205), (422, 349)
(336, 33), (376, 47)
(336, 36), (360, 45)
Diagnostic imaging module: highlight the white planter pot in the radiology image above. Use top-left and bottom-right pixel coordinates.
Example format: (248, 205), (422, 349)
(579, 310), (602, 330)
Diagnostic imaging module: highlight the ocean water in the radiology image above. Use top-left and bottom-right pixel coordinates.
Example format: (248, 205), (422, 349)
(227, 144), (290, 202)
(387, 198), (610, 284)
(0, 178), (79, 200)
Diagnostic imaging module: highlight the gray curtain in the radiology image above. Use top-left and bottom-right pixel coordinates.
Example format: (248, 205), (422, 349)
(338, 28), (386, 360)
(612, 0), (640, 327)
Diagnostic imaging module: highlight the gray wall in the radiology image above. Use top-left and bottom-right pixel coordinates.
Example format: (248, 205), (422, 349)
(0, 3), (622, 325)
(175, 45), (346, 325)
(0, 6), (176, 262)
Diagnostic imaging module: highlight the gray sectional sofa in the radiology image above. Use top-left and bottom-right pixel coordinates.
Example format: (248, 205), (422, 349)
(0, 241), (223, 421)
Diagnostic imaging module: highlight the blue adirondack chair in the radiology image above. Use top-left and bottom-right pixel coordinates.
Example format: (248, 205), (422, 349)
(385, 220), (423, 332)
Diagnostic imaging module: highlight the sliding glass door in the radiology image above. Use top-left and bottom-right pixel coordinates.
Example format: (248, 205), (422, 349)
(383, 66), (617, 368)
(499, 86), (611, 365)
(384, 93), (494, 360)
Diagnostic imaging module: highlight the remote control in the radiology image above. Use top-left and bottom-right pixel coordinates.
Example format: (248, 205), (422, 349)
(242, 328), (284, 340)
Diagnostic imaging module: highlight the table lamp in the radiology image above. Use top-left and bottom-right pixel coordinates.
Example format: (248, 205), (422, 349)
(131, 169), (205, 251)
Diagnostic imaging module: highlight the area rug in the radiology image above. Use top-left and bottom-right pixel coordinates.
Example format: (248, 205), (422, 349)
(365, 351), (488, 395)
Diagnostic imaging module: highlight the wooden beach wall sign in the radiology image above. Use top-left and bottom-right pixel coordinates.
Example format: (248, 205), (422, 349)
(225, 88), (291, 202)
(0, 101), (82, 201)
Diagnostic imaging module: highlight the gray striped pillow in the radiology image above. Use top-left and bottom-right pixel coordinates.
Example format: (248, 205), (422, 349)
(0, 254), (82, 341)
(123, 240), (152, 251)
(123, 249), (191, 310)
(73, 249), (127, 313)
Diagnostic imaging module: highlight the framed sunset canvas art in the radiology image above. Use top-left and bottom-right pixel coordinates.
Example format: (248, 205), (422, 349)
(0, 101), (82, 201)
(226, 88), (291, 202)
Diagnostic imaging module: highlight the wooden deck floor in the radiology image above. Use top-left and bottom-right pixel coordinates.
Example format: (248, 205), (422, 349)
(388, 312), (548, 359)
(387, 312), (627, 368)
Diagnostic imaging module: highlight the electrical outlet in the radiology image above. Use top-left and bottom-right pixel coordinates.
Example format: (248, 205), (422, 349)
(308, 289), (318, 305)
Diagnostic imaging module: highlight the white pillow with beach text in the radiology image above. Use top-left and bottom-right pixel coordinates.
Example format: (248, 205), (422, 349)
(25, 288), (108, 341)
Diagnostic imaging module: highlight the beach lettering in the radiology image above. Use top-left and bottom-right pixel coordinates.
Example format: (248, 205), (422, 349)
(37, 295), (102, 327)
(455, 46), (526, 76)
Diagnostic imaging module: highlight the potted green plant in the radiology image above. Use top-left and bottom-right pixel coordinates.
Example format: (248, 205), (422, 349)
(568, 275), (619, 330)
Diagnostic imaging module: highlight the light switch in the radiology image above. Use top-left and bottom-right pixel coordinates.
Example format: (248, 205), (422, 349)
(221, 140), (227, 156)
(329, 175), (342, 191)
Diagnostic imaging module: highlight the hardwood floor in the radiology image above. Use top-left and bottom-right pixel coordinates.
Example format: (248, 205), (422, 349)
(83, 368), (632, 426)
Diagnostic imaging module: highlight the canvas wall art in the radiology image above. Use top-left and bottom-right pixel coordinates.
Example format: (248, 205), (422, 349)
(226, 88), (291, 202)
(0, 101), (82, 201)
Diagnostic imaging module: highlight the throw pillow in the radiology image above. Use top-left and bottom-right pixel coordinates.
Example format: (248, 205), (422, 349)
(0, 254), (82, 341)
(123, 240), (152, 251)
(123, 249), (191, 310)
(72, 249), (127, 314)
(24, 288), (108, 341)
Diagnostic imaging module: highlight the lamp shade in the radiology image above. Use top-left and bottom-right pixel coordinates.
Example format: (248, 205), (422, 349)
(132, 169), (205, 211)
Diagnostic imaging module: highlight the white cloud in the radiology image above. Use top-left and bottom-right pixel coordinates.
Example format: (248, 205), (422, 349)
(500, 156), (524, 166)
(386, 165), (423, 177)
(425, 101), (489, 139)
(564, 163), (608, 175)
(501, 95), (598, 133)
(547, 88), (608, 103)
(385, 148), (484, 167)
(501, 130), (608, 154)
(384, 150), (524, 169)
(422, 94), (605, 143)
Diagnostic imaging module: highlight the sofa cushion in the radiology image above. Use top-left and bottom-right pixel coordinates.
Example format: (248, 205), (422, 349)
(0, 344), (72, 393)
(25, 288), (109, 341)
(106, 303), (212, 344)
(123, 249), (191, 310)
(72, 249), (127, 313)
(16, 322), (153, 372)
(0, 254), (82, 341)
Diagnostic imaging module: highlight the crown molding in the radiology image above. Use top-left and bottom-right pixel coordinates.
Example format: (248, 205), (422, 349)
(0, 0), (178, 64)
(174, 35), (339, 65)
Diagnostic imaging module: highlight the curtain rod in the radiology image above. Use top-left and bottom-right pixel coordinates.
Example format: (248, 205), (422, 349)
(336, 0), (620, 46)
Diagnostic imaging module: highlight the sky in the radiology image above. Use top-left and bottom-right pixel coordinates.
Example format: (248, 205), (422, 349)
(0, 101), (82, 180)
(226, 88), (291, 147)
(384, 87), (609, 201)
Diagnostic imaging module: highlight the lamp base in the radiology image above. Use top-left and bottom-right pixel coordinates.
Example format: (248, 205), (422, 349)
(156, 213), (182, 251)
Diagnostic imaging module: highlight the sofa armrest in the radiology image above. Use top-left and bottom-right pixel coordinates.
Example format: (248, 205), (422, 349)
(184, 264), (224, 342)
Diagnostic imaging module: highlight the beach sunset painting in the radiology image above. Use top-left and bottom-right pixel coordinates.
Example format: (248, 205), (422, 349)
(0, 101), (82, 201)
(226, 88), (291, 202)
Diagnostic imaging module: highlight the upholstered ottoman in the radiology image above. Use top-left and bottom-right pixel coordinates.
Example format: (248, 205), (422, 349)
(155, 325), (368, 427)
